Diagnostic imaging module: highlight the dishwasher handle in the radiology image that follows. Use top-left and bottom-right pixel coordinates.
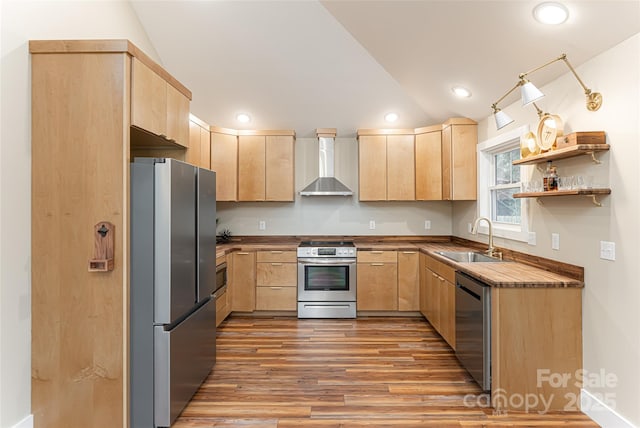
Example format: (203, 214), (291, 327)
(457, 283), (481, 301)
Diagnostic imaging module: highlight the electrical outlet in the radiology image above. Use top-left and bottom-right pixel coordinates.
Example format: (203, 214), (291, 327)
(369, 220), (376, 230)
(467, 223), (472, 234)
(600, 241), (616, 261)
(259, 220), (266, 230)
(424, 220), (431, 230)
(551, 233), (560, 250)
(528, 232), (537, 246)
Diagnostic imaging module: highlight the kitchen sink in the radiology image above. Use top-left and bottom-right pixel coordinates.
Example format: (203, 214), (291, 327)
(436, 251), (505, 263)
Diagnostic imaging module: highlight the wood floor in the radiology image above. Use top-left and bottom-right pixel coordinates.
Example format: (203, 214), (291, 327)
(174, 316), (599, 428)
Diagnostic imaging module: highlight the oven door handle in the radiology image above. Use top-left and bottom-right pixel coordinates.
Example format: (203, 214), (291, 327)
(297, 258), (356, 265)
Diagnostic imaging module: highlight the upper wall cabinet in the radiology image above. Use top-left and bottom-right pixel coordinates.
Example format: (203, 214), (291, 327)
(358, 132), (415, 201)
(211, 127), (239, 201)
(131, 58), (190, 147)
(442, 118), (477, 201)
(238, 133), (295, 202)
(358, 118), (477, 202)
(211, 129), (295, 202)
(188, 115), (211, 170)
(415, 125), (443, 200)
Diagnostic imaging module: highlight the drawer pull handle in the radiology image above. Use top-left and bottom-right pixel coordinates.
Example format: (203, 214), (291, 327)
(372, 263), (384, 266)
(371, 251), (384, 254)
(270, 287), (282, 290)
(271, 263), (282, 266)
(439, 276), (445, 282)
(237, 252), (250, 255)
(271, 251), (283, 254)
(402, 251), (417, 254)
(432, 273), (438, 278)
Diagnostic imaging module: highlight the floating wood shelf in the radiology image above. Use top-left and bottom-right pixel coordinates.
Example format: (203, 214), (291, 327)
(513, 144), (610, 166)
(513, 188), (611, 206)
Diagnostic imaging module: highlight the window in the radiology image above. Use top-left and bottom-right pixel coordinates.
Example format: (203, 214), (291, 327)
(477, 126), (529, 242)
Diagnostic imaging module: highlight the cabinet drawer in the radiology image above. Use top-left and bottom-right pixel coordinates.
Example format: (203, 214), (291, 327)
(215, 287), (229, 327)
(256, 250), (297, 263)
(357, 250), (397, 263)
(425, 255), (455, 284)
(256, 262), (297, 287)
(256, 286), (297, 311)
(216, 255), (226, 266)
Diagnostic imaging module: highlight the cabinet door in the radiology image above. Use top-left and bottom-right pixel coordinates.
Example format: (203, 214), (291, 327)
(398, 251), (419, 311)
(387, 135), (415, 200)
(131, 58), (166, 137)
(451, 124), (477, 200)
(439, 279), (456, 349)
(357, 262), (398, 310)
(419, 254), (428, 317)
(211, 132), (238, 201)
(425, 268), (441, 331)
(231, 252), (255, 312)
(442, 125), (452, 201)
(187, 120), (202, 166)
(238, 135), (266, 201)
(166, 83), (190, 147)
(415, 130), (443, 200)
(200, 127), (211, 170)
(265, 135), (294, 201)
(358, 135), (387, 201)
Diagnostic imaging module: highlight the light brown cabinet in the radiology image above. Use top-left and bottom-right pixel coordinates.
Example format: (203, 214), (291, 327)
(358, 133), (415, 201)
(131, 57), (190, 147)
(256, 251), (297, 311)
(415, 125), (443, 200)
(210, 127), (238, 201)
(236, 133), (295, 202)
(231, 251), (256, 312)
(30, 39), (192, 428)
(423, 254), (456, 349)
(188, 115), (211, 169)
(357, 251), (398, 310)
(397, 251), (419, 311)
(441, 118), (477, 201)
(215, 255), (231, 327)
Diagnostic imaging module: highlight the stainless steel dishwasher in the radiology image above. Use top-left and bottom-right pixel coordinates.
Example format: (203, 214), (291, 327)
(455, 271), (491, 391)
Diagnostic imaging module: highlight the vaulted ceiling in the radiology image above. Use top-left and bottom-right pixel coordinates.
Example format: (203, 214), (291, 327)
(131, 1), (640, 137)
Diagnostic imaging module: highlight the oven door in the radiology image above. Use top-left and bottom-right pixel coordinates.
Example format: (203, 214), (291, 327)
(297, 258), (356, 302)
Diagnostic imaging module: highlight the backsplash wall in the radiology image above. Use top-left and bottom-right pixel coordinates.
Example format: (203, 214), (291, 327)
(216, 137), (454, 236)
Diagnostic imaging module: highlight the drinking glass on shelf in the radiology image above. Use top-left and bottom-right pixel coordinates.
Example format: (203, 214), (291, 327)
(559, 176), (574, 190)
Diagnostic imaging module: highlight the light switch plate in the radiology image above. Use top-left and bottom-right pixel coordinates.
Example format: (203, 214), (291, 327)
(600, 241), (616, 261)
(551, 233), (560, 250)
(424, 220), (431, 230)
(528, 232), (537, 246)
(259, 220), (266, 230)
(369, 220), (376, 230)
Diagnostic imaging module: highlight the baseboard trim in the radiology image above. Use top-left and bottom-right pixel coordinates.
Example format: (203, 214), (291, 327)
(11, 414), (33, 428)
(581, 389), (637, 428)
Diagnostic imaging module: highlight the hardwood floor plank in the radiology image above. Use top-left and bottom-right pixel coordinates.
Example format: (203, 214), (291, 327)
(174, 316), (599, 427)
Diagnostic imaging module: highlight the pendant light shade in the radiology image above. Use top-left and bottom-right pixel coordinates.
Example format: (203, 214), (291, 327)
(520, 81), (545, 106)
(494, 109), (514, 130)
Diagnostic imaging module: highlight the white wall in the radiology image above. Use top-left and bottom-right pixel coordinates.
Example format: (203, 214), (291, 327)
(217, 136), (453, 236)
(0, 1), (159, 426)
(453, 34), (640, 426)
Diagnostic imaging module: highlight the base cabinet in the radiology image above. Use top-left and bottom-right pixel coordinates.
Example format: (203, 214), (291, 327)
(398, 251), (419, 311)
(357, 251), (398, 310)
(422, 254), (456, 349)
(255, 251), (297, 311)
(231, 251), (256, 312)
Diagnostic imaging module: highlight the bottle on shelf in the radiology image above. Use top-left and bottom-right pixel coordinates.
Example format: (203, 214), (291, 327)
(548, 166), (558, 191)
(543, 161), (551, 192)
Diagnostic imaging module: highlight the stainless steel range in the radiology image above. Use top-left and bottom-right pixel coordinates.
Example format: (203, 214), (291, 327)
(297, 241), (357, 318)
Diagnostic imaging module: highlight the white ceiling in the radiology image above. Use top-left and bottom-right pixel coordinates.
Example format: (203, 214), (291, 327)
(131, 1), (640, 137)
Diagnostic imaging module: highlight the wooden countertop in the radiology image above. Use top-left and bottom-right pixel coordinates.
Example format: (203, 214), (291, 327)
(214, 237), (583, 289)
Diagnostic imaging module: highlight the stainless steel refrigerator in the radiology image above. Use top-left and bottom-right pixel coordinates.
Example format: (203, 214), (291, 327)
(130, 158), (217, 428)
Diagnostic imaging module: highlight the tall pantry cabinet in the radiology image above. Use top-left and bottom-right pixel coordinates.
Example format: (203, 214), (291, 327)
(30, 40), (192, 428)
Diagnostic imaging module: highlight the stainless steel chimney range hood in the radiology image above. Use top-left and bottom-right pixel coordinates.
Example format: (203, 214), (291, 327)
(300, 128), (353, 196)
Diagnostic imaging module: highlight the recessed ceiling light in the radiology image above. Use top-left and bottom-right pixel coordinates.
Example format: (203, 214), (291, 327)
(384, 112), (399, 123)
(236, 113), (251, 123)
(452, 86), (472, 98)
(533, 2), (569, 25)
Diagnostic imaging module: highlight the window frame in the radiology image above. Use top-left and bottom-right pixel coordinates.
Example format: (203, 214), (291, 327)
(477, 125), (530, 243)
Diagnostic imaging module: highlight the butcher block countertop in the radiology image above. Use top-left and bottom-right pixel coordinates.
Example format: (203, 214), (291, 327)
(215, 236), (583, 289)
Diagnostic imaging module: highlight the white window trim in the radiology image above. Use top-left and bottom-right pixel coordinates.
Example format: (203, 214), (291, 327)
(477, 125), (530, 243)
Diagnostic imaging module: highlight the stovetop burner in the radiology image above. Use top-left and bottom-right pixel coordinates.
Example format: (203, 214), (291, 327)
(299, 241), (355, 248)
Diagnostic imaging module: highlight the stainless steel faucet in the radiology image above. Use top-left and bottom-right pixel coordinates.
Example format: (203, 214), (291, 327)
(471, 217), (500, 258)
